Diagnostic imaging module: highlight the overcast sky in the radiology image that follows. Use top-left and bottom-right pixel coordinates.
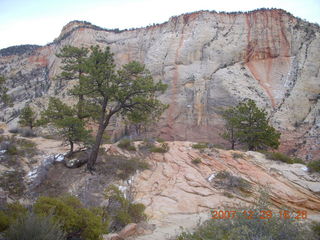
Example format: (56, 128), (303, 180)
(0, 0), (319, 49)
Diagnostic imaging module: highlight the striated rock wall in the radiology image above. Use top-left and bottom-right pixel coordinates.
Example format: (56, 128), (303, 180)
(0, 9), (319, 159)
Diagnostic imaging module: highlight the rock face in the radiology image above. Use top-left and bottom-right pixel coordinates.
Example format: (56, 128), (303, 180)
(0, 9), (319, 159)
(132, 142), (320, 220)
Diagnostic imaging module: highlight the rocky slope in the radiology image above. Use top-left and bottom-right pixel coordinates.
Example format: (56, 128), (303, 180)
(0, 9), (319, 159)
(1, 129), (319, 239)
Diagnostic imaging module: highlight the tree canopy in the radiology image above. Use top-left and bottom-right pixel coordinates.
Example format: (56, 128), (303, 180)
(38, 97), (91, 157)
(19, 105), (36, 129)
(221, 99), (280, 151)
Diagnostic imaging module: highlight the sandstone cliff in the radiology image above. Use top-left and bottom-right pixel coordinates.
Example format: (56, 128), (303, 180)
(0, 9), (319, 159)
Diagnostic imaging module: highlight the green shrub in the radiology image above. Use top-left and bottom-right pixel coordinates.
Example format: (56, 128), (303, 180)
(292, 157), (305, 164)
(105, 185), (147, 231)
(308, 160), (320, 173)
(191, 158), (202, 165)
(34, 195), (105, 240)
(0, 202), (27, 232)
(261, 151), (305, 165)
(115, 157), (149, 180)
(4, 213), (65, 240)
(191, 143), (208, 149)
(117, 139), (136, 151)
(156, 137), (165, 143)
(6, 145), (18, 155)
(214, 171), (251, 194)
(0, 211), (9, 232)
(150, 143), (169, 153)
(128, 203), (146, 222)
(311, 221), (320, 238)
(232, 152), (244, 159)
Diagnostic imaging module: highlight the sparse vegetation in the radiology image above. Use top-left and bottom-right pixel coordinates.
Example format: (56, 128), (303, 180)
(104, 185), (147, 231)
(150, 142), (169, 153)
(177, 193), (317, 240)
(261, 151), (306, 164)
(96, 155), (150, 180)
(308, 160), (320, 173)
(191, 158), (202, 165)
(0, 170), (26, 197)
(232, 152), (244, 159)
(117, 139), (136, 151)
(191, 143), (209, 149)
(214, 170), (251, 194)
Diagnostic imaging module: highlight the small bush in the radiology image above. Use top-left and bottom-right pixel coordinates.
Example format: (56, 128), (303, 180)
(6, 145), (18, 155)
(232, 152), (244, 159)
(261, 151), (305, 164)
(150, 143), (169, 153)
(214, 171), (251, 194)
(191, 158), (202, 165)
(308, 160), (320, 173)
(105, 185), (147, 231)
(192, 143), (208, 149)
(128, 203), (146, 222)
(116, 158), (149, 180)
(0, 211), (9, 232)
(156, 137), (165, 143)
(118, 139), (136, 151)
(4, 213), (65, 240)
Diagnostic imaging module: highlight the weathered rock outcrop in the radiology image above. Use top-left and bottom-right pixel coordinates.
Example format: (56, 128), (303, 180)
(0, 9), (319, 159)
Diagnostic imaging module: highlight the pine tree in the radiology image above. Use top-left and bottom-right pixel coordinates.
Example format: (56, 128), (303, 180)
(0, 75), (11, 106)
(82, 46), (167, 171)
(19, 105), (36, 129)
(222, 99), (280, 151)
(56, 46), (89, 119)
(39, 97), (91, 157)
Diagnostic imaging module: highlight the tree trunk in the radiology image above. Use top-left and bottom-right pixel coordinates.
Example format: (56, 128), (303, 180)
(65, 140), (74, 158)
(87, 99), (109, 171)
(231, 141), (235, 150)
(87, 124), (105, 171)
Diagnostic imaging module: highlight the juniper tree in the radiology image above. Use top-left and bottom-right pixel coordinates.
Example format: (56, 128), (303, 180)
(222, 99), (280, 151)
(82, 46), (167, 171)
(19, 105), (36, 129)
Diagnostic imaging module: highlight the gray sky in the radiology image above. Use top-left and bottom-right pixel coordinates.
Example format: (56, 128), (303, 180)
(0, 0), (319, 49)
